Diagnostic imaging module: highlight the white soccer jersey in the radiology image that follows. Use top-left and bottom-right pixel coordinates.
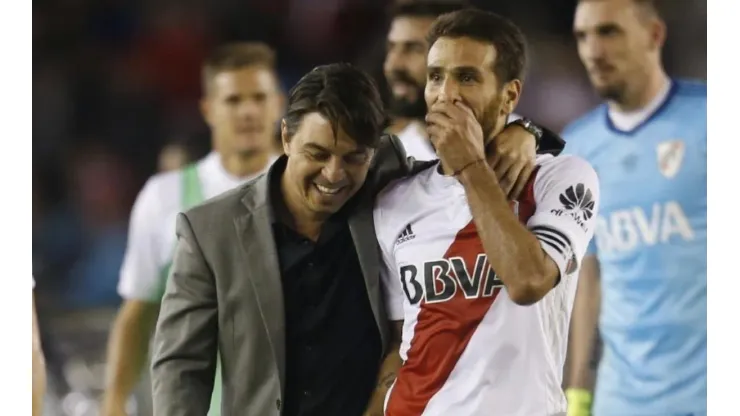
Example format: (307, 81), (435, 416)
(398, 114), (523, 162)
(118, 152), (274, 302)
(374, 154), (599, 416)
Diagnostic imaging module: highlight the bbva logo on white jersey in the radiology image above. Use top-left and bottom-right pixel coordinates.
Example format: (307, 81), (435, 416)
(594, 201), (695, 253)
(399, 254), (503, 305)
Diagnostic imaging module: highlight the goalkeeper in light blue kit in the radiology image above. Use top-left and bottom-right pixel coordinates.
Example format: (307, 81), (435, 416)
(562, 1), (706, 416)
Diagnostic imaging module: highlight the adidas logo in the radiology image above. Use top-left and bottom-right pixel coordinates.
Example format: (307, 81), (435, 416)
(396, 224), (416, 245)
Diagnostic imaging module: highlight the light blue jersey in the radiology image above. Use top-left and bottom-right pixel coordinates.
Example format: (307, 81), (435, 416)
(563, 79), (706, 416)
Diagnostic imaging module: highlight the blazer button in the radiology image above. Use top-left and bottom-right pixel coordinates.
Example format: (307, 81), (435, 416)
(276, 399), (281, 410)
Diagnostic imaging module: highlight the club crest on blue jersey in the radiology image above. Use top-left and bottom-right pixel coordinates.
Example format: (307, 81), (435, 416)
(657, 139), (686, 179)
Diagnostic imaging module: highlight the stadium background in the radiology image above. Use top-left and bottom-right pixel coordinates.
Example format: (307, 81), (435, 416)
(32, 0), (706, 415)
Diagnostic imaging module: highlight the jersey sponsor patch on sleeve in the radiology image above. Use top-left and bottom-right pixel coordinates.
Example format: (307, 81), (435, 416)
(550, 183), (596, 231)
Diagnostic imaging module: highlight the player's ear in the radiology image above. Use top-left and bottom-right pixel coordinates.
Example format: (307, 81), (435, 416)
(281, 119), (291, 155)
(200, 96), (213, 128)
(649, 16), (667, 50)
(501, 79), (522, 116)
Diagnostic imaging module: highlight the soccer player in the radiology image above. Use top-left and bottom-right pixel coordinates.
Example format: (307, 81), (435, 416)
(374, 9), (600, 416)
(101, 42), (283, 416)
(562, 1), (707, 416)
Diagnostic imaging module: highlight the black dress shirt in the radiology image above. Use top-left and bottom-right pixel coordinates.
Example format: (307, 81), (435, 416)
(271, 181), (382, 416)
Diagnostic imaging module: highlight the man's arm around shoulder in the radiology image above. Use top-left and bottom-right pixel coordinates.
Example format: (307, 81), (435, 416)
(151, 213), (218, 416)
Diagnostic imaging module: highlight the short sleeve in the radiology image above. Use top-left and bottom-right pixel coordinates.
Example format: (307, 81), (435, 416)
(118, 178), (167, 302)
(527, 156), (600, 280)
(374, 206), (405, 321)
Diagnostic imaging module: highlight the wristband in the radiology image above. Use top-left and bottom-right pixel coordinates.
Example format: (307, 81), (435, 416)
(453, 159), (485, 177)
(566, 388), (592, 416)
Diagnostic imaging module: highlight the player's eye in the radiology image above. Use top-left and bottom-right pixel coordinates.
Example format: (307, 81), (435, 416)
(409, 43), (426, 54)
(307, 151), (329, 161)
(345, 152), (369, 165)
(597, 24), (621, 37)
(428, 72), (442, 83)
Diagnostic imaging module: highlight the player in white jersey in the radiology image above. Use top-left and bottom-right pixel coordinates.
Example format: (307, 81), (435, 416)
(101, 42), (283, 416)
(375, 10), (600, 416)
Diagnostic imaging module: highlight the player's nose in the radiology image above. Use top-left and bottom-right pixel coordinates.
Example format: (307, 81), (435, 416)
(322, 157), (347, 184)
(237, 99), (261, 119)
(384, 49), (402, 73)
(436, 79), (461, 104)
(581, 34), (608, 61)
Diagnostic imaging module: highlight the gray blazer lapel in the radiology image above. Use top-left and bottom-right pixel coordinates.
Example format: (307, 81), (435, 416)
(348, 198), (389, 352)
(233, 173), (286, 394)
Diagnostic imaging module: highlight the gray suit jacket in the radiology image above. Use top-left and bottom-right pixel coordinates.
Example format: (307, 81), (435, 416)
(150, 135), (431, 416)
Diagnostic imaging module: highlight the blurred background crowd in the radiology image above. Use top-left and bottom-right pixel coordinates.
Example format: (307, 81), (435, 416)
(32, 0), (706, 415)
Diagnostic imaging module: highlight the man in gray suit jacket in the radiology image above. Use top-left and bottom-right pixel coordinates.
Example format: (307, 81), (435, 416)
(151, 63), (544, 416)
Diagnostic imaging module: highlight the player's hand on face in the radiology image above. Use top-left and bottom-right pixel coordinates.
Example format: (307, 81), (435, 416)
(425, 101), (485, 173)
(486, 123), (537, 200)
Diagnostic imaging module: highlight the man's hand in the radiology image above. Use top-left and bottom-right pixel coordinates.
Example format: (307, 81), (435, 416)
(426, 101), (485, 174)
(486, 123), (537, 199)
(426, 101), (537, 199)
